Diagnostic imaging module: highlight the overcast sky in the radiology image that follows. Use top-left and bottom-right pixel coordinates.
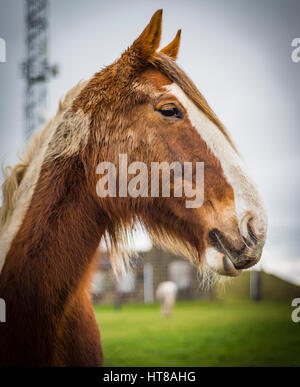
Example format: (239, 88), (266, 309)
(0, 0), (300, 284)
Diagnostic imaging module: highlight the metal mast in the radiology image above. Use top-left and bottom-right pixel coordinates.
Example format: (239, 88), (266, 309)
(23, 0), (57, 138)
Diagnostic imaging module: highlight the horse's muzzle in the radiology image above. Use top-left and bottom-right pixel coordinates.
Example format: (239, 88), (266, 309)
(205, 220), (265, 277)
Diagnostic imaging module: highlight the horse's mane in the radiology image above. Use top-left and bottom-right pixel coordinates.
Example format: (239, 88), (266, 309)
(0, 83), (85, 230)
(0, 124), (49, 229)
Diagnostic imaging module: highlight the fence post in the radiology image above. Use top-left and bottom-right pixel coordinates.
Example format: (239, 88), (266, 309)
(144, 263), (154, 304)
(250, 270), (262, 301)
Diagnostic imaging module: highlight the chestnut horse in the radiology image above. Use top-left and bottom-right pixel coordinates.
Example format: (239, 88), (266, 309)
(0, 10), (267, 366)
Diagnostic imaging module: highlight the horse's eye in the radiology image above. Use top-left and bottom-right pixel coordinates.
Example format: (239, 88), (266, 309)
(158, 104), (183, 119)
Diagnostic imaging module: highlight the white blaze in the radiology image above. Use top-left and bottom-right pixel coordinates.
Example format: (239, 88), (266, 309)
(165, 83), (267, 240)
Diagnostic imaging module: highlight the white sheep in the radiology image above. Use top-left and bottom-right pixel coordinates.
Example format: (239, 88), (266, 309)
(156, 281), (178, 317)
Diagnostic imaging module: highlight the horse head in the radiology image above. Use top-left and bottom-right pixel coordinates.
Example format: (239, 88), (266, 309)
(72, 10), (267, 279)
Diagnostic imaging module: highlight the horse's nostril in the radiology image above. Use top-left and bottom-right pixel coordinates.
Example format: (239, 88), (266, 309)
(240, 215), (260, 248)
(247, 219), (258, 246)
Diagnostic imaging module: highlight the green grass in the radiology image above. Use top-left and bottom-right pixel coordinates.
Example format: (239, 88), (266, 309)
(94, 300), (300, 367)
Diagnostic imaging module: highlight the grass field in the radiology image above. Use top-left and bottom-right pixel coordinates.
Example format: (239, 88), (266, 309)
(94, 300), (300, 367)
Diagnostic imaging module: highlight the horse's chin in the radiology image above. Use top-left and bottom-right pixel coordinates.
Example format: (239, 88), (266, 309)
(204, 247), (242, 277)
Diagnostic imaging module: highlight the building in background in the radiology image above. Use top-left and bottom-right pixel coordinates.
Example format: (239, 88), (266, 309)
(91, 247), (213, 304)
(91, 246), (300, 305)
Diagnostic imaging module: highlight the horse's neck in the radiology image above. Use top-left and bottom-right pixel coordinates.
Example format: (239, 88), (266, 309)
(0, 153), (105, 317)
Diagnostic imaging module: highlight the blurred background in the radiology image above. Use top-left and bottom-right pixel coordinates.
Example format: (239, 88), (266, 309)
(0, 0), (299, 366)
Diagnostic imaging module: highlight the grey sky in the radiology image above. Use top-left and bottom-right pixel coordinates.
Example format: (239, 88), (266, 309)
(0, 0), (300, 284)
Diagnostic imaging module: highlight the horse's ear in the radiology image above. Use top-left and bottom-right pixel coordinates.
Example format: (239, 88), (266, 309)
(121, 10), (162, 65)
(160, 29), (181, 60)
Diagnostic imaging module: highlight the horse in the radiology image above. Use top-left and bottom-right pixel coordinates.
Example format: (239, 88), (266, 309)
(156, 281), (178, 317)
(0, 10), (267, 366)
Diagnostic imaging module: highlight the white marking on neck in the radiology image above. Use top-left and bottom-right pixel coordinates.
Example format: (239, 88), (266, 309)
(166, 83), (267, 238)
